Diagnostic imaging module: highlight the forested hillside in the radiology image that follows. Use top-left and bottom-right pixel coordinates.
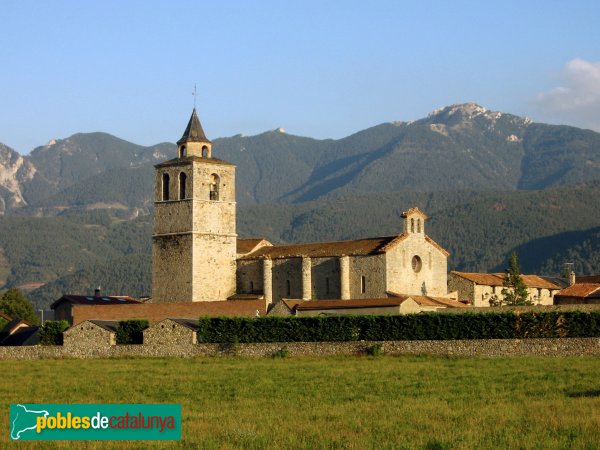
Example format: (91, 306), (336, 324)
(0, 181), (595, 308)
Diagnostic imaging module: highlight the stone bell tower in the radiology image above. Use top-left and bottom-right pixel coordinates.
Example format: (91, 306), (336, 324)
(152, 108), (237, 303)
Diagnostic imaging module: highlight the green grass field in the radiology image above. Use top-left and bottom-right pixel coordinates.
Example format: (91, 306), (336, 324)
(1, 355), (600, 449)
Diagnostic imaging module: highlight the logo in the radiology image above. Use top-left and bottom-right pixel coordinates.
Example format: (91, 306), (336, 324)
(10, 404), (181, 441)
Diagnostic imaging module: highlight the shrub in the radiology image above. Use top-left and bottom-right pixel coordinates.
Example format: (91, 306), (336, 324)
(116, 320), (149, 344)
(272, 346), (289, 358)
(197, 311), (600, 343)
(39, 320), (70, 345)
(365, 342), (383, 356)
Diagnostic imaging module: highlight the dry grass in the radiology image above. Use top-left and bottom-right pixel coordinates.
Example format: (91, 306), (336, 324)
(1, 355), (600, 449)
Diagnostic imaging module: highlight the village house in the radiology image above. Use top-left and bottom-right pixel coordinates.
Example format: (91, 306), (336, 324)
(51, 293), (141, 325)
(554, 284), (600, 305)
(448, 271), (561, 306)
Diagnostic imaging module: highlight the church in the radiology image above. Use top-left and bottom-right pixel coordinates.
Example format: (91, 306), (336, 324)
(152, 108), (456, 310)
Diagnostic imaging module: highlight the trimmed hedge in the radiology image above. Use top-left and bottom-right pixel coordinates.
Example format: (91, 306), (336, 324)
(116, 320), (149, 344)
(39, 320), (70, 345)
(197, 311), (600, 343)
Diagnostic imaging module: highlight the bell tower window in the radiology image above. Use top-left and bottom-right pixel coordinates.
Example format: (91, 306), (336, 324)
(179, 145), (187, 158)
(202, 145), (210, 158)
(162, 173), (170, 201)
(209, 173), (220, 200)
(179, 172), (187, 199)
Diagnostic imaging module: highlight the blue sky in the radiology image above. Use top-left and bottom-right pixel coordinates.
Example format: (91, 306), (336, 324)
(2, 1), (600, 153)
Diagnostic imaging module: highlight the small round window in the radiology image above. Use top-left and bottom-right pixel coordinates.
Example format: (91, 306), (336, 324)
(412, 255), (422, 273)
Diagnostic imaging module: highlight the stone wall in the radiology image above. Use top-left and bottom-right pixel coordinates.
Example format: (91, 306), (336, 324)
(144, 319), (197, 345)
(63, 322), (115, 349)
(1, 338), (599, 360)
(349, 254), (387, 299)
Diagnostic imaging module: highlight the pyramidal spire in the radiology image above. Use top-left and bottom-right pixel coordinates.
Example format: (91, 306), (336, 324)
(177, 108), (211, 145)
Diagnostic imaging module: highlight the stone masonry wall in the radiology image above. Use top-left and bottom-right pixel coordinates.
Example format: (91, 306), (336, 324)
(63, 322), (115, 352)
(1, 338), (600, 360)
(144, 319), (197, 345)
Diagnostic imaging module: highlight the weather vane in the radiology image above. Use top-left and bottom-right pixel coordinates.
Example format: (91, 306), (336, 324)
(192, 83), (197, 109)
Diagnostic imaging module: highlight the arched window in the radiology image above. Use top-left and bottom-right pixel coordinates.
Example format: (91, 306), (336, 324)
(411, 218), (415, 233)
(202, 145), (210, 158)
(417, 219), (421, 233)
(179, 146), (187, 158)
(412, 255), (422, 273)
(179, 172), (187, 199)
(162, 173), (170, 201)
(209, 173), (220, 200)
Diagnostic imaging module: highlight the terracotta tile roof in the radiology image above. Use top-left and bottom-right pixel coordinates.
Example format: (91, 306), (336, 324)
(555, 283), (600, 299)
(241, 236), (402, 259)
(577, 275), (600, 284)
(51, 295), (141, 309)
(387, 292), (468, 308)
(228, 293), (264, 300)
(281, 299), (304, 311)
(520, 275), (562, 290)
(237, 238), (272, 255)
(451, 272), (505, 286)
(451, 272), (560, 289)
(296, 298), (404, 311)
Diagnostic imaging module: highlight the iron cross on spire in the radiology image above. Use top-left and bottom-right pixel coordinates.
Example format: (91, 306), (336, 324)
(192, 84), (197, 110)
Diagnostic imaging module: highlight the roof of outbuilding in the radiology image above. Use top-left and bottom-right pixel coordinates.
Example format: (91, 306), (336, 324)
(89, 320), (120, 332)
(451, 272), (560, 289)
(387, 292), (468, 308)
(0, 326), (39, 346)
(169, 318), (198, 330)
(237, 238), (272, 255)
(555, 283), (600, 299)
(296, 298), (404, 311)
(177, 108), (210, 145)
(576, 275), (600, 284)
(51, 295), (141, 309)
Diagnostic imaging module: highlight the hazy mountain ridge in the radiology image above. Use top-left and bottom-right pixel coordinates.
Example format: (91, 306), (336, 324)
(2, 103), (600, 216)
(8, 181), (600, 307)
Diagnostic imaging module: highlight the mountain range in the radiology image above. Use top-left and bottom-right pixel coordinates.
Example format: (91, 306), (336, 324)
(3, 103), (600, 216)
(1, 103), (600, 307)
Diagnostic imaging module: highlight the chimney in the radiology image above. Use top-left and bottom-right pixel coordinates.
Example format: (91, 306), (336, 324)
(569, 271), (576, 286)
(94, 287), (101, 297)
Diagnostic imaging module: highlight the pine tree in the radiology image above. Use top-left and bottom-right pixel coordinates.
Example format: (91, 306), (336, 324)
(501, 252), (532, 306)
(0, 288), (40, 325)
